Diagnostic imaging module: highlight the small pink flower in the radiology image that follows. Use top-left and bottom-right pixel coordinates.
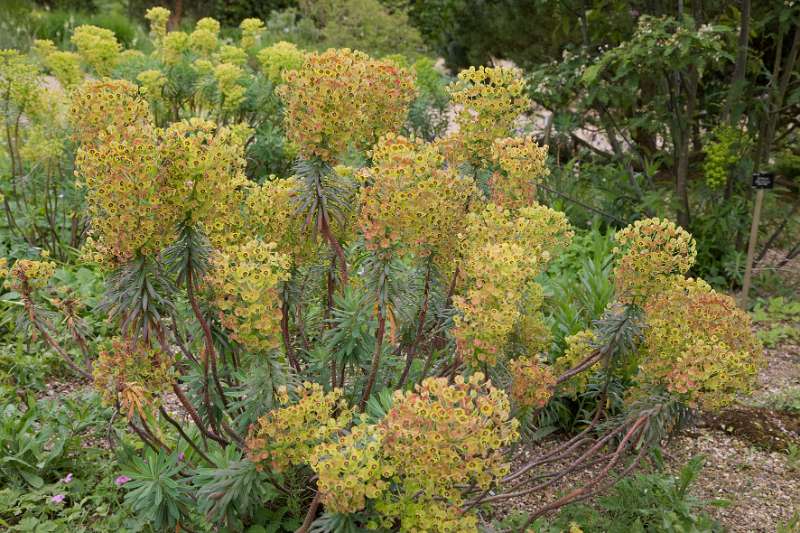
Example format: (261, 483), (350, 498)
(62, 473), (73, 484)
(51, 494), (65, 504)
(115, 475), (131, 487)
(177, 452), (185, 462)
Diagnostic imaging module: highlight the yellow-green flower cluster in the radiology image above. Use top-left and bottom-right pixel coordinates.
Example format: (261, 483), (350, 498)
(19, 123), (64, 168)
(157, 119), (249, 240)
(217, 45), (248, 66)
(279, 48), (415, 163)
(45, 51), (83, 89)
(613, 218), (697, 304)
(206, 239), (290, 351)
(73, 85), (216, 266)
(702, 125), (751, 189)
(375, 497), (478, 532)
(247, 382), (352, 472)
(257, 41), (306, 85)
(490, 135), (549, 209)
(508, 357), (556, 409)
(33, 40), (82, 89)
(554, 329), (598, 397)
(453, 242), (533, 365)
(190, 17), (221, 56)
(244, 178), (311, 260)
(70, 79), (151, 145)
(74, 83), (252, 266)
(465, 203), (574, 268)
(136, 69), (166, 101)
(454, 203), (572, 365)
(246, 375), (517, 531)
(213, 63), (246, 111)
(358, 133), (475, 258)
(93, 338), (173, 420)
(1, 258), (56, 292)
(310, 423), (392, 514)
(30, 38), (57, 58)
(508, 284), (551, 356)
(0, 49), (43, 114)
(239, 18), (265, 50)
(162, 31), (190, 64)
(74, 105), (179, 265)
(70, 25), (121, 76)
(374, 375), (518, 531)
(638, 278), (763, 410)
(144, 6), (171, 43)
(444, 66), (530, 165)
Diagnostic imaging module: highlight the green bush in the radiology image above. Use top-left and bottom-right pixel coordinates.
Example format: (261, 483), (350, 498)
(29, 9), (143, 48)
(299, 0), (426, 57)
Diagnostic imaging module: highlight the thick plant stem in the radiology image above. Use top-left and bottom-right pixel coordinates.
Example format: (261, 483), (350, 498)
(417, 265), (460, 385)
(296, 492), (322, 533)
(186, 269), (227, 430)
(281, 296), (301, 372)
(321, 216), (348, 285)
(324, 259), (337, 388)
(159, 406), (218, 467)
(172, 383), (229, 447)
(397, 259), (432, 388)
(19, 286), (92, 380)
(359, 307), (386, 412)
(36, 321), (93, 380)
(522, 415), (649, 526)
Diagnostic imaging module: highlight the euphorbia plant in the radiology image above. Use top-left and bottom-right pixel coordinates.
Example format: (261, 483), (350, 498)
(2, 50), (763, 533)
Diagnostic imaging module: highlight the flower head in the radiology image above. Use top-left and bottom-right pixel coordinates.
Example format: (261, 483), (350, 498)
(279, 48), (415, 163)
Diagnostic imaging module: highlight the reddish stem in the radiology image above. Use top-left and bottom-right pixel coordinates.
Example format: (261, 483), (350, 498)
(359, 306), (386, 412)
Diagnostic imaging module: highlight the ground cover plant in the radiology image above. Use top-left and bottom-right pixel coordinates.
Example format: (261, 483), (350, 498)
(0, 7), (771, 531)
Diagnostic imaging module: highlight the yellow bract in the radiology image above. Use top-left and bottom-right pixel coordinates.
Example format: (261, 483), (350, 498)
(454, 203), (573, 365)
(239, 18), (265, 50)
(70, 79), (151, 145)
(279, 48), (415, 163)
(509, 357), (556, 409)
(638, 277), (763, 410)
(247, 382), (353, 472)
(554, 329), (598, 397)
(206, 239), (290, 351)
(375, 375), (518, 531)
(93, 338), (173, 420)
(244, 177), (313, 261)
(310, 423), (390, 514)
(73, 83), (250, 266)
(257, 41), (306, 85)
(2, 259), (56, 291)
(613, 217), (697, 304)
(144, 7), (170, 43)
(358, 133), (475, 260)
(490, 135), (549, 209)
(443, 66), (531, 166)
(70, 25), (121, 76)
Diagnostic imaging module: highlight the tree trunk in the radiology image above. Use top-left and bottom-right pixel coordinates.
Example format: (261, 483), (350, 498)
(675, 68), (698, 229)
(761, 23), (800, 165)
(723, 0), (751, 124)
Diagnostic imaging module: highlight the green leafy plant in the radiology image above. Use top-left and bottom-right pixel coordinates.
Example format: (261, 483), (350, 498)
(521, 454), (724, 533)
